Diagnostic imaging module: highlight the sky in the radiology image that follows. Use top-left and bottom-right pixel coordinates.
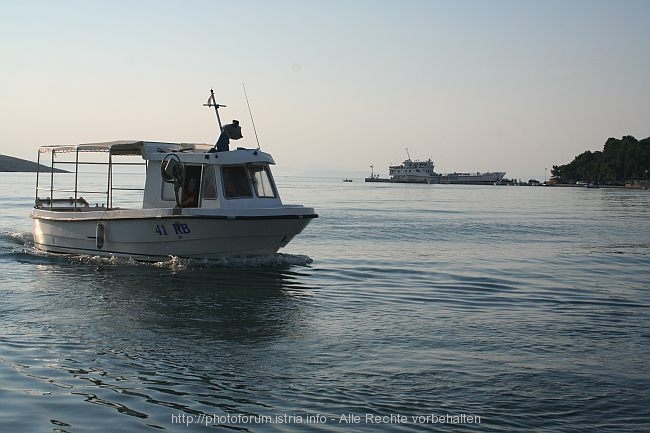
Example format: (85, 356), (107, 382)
(1, 0), (649, 180)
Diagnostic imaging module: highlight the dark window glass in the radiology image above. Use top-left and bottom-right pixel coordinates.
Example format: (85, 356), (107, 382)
(222, 166), (252, 199)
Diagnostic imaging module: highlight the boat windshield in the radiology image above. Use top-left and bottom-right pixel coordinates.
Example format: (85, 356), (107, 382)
(250, 165), (277, 198)
(202, 165), (217, 200)
(222, 166), (253, 199)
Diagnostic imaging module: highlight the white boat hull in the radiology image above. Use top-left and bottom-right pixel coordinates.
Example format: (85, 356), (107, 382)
(439, 171), (506, 184)
(32, 208), (316, 261)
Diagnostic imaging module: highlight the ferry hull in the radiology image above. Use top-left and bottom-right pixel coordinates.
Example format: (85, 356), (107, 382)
(439, 171), (506, 184)
(32, 211), (316, 261)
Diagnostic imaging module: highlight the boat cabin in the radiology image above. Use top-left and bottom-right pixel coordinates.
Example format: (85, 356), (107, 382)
(142, 142), (281, 210)
(34, 141), (283, 212)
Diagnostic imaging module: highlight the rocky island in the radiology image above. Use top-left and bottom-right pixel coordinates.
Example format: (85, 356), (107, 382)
(0, 154), (67, 173)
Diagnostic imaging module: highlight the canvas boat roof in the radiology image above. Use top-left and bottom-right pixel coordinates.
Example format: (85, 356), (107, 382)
(38, 140), (212, 156)
(37, 140), (276, 165)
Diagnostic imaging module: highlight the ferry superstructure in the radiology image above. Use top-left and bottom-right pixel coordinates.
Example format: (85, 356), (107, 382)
(388, 158), (437, 183)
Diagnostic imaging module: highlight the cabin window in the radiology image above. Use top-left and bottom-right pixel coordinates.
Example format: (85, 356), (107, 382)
(181, 165), (201, 208)
(222, 166), (253, 199)
(202, 165), (217, 200)
(250, 165), (277, 198)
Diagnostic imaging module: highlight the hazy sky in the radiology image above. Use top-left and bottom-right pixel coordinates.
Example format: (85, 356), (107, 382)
(1, 0), (649, 179)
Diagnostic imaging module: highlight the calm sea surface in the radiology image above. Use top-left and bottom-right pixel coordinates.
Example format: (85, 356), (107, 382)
(1, 172), (649, 432)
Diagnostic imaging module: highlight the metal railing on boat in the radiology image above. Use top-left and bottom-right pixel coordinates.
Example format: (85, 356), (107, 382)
(35, 147), (146, 211)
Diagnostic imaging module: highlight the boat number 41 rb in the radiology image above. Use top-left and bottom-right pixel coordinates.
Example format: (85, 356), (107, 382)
(155, 223), (191, 236)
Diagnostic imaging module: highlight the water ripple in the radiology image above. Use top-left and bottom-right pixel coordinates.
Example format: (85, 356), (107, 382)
(2, 178), (649, 432)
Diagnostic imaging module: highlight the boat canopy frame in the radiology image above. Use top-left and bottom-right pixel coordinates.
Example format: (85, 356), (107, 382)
(35, 141), (148, 211)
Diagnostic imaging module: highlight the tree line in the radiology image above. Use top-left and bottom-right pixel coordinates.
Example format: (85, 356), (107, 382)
(551, 136), (649, 185)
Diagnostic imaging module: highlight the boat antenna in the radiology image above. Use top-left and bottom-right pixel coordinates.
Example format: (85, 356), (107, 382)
(203, 88), (225, 131)
(405, 147), (411, 160)
(242, 82), (261, 150)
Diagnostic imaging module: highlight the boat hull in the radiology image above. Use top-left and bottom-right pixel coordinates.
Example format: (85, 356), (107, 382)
(439, 171), (506, 184)
(32, 209), (317, 261)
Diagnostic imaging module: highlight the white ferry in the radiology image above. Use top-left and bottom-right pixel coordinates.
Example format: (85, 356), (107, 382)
(30, 91), (317, 261)
(366, 149), (506, 185)
(388, 157), (437, 183)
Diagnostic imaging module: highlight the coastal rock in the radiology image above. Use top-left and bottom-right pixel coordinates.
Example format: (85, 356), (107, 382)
(0, 154), (67, 173)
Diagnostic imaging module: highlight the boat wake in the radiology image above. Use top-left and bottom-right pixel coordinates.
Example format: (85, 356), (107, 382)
(0, 231), (40, 262)
(1, 231), (34, 246)
(152, 253), (314, 270)
(0, 231), (313, 270)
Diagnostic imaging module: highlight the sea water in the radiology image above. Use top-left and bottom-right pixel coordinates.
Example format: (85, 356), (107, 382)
(1, 172), (649, 432)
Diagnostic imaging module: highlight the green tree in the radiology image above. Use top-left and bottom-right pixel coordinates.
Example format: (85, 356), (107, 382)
(551, 136), (650, 184)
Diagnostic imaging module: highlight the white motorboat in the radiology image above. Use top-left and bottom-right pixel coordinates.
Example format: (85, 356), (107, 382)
(31, 91), (317, 261)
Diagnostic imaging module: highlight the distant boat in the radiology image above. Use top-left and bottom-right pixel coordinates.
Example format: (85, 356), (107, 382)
(365, 149), (506, 185)
(365, 150), (437, 183)
(576, 181), (600, 188)
(343, 178), (353, 182)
